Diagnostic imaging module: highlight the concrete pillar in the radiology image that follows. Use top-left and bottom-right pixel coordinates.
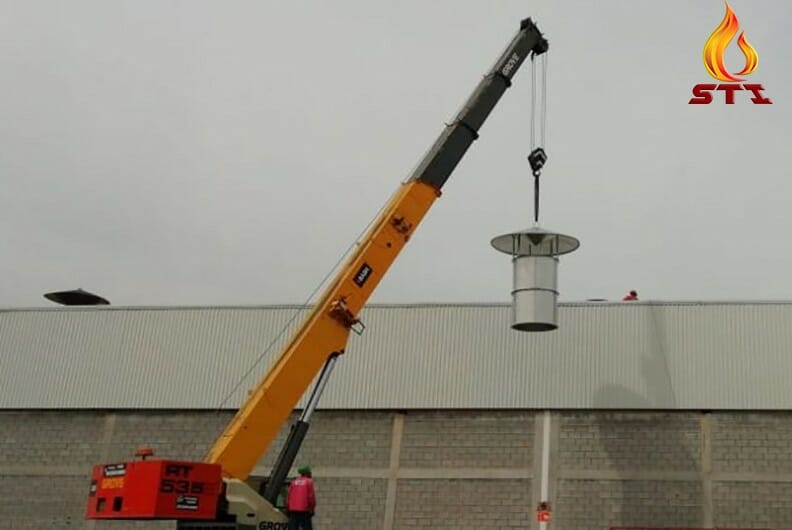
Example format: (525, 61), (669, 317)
(382, 412), (405, 530)
(700, 412), (714, 527)
(532, 410), (558, 529)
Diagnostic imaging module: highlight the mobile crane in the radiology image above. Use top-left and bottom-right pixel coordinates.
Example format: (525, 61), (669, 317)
(85, 15), (548, 530)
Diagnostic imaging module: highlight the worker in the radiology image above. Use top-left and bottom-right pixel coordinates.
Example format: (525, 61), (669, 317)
(622, 290), (638, 301)
(286, 465), (316, 530)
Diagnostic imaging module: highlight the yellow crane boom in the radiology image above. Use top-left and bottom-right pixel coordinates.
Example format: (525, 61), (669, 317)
(84, 16), (549, 530)
(205, 179), (439, 479)
(206, 17), (549, 483)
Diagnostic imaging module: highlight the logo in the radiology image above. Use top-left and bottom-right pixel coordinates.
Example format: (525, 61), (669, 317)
(258, 522), (290, 530)
(688, 2), (772, 104)
(501, 52), (521, 77)
(175, 495), (199, 510)
(102, 463), (126, 477)
(99, 477), (125, 490)
(353, 263), (372, 287)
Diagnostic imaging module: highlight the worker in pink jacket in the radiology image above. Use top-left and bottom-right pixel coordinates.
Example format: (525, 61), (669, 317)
(622, 290), (638, 301)
(286, 465), (316, 530)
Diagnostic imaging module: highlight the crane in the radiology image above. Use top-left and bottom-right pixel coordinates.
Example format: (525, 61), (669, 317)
(85, 15), (548, 530)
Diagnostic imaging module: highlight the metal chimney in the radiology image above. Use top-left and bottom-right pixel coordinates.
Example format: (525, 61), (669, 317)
(491, 226), (579, 332)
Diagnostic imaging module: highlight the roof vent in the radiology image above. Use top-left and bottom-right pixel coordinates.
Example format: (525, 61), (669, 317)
(43, 288), (110, 306)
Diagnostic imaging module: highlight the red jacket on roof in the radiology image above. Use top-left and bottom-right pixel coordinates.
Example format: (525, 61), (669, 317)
(286, 476), (316, 512)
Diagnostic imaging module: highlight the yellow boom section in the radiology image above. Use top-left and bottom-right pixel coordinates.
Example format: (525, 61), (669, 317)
(206, 179), (440, 480)
(205, 14), (549, 482)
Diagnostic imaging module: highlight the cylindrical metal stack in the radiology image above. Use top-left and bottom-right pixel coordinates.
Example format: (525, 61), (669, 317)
(491, 227), (579, 332)
(512, 255), (559, 331)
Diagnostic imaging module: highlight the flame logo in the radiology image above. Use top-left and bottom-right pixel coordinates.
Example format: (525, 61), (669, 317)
(703, 2), (759, 82)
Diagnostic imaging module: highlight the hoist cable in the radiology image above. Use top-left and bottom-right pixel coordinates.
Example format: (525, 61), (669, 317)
(530, 54), (536, 151)
(534, 168), (540, 223)
(531, 54), (540, 224)
(529, 52), (549, 225)
(213, 184), (402, 412)
(541, 54), (548, 148)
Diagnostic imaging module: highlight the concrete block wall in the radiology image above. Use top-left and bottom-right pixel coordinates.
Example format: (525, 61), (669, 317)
(294, 411), (393, 469)
(554, 412), (705, 528)
(553, 411), (792, 529)
(2, 409), (792, 529)
(105, 411), (230, 462)
(313, 477), (387, 530)
(711, 413), (792, 474)
(713, 482), (792, 528)
(399, 410), (533, 469)
(557, 412), (701, 472)
(709, 414), (792, 529)
(0, 475), (91, 530)
(554, 479), (703, 528)
(393, 478), (532, 529)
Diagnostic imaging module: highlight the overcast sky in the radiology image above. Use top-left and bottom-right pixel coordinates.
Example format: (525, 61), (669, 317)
(1, 0), (790, 308)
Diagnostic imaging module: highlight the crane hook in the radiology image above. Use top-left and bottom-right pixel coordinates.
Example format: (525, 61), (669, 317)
(528, 147), (547, 177)
(527, 147), (547, 223)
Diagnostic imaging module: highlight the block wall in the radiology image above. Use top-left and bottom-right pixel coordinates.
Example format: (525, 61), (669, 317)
(2, 409), (792, 529)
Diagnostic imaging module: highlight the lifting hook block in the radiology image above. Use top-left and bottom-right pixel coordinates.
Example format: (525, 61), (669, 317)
(528, 147), (547, 177)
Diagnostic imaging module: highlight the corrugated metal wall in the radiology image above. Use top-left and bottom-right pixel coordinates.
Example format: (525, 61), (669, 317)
(2, 302), (791, 410)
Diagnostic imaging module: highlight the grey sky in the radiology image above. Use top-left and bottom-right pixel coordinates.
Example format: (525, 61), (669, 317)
(1, 0), (790, 308)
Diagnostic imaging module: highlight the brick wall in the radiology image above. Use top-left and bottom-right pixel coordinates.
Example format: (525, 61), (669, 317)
(106, 411), (231, 462)
(0, 410), (105, 467)
(0, 475), (91, 530)
(558, 411), (701, 472)
(312, 477), (387, 530)
(295, 411), (393, 469)
(400, 410), (533, 469)
(555, 411), (792, 529)
(3, 410), (792, 529)
(554, 479), (703, 528)
(713, 481), (792, 528)
(710, 412), (792, 529)
(711, 413), (792, 474)
(394, 479), (532, 529)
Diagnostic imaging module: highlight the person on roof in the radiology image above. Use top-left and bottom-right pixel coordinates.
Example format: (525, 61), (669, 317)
(622, 290), (638, 301)
(286, 465), (316, 530)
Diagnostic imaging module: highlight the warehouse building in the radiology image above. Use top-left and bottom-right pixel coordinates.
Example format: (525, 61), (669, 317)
(2, 301), (792, 529)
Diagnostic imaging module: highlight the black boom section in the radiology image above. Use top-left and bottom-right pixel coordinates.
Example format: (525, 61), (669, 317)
(409, 17), (547, 190)
(261, 420), (310, 505)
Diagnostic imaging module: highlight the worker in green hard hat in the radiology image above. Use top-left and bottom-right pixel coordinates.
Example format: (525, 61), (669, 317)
(286, 465), (316, 530)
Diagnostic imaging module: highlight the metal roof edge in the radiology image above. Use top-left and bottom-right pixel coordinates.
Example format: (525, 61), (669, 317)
(3, 299), (792, 313)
